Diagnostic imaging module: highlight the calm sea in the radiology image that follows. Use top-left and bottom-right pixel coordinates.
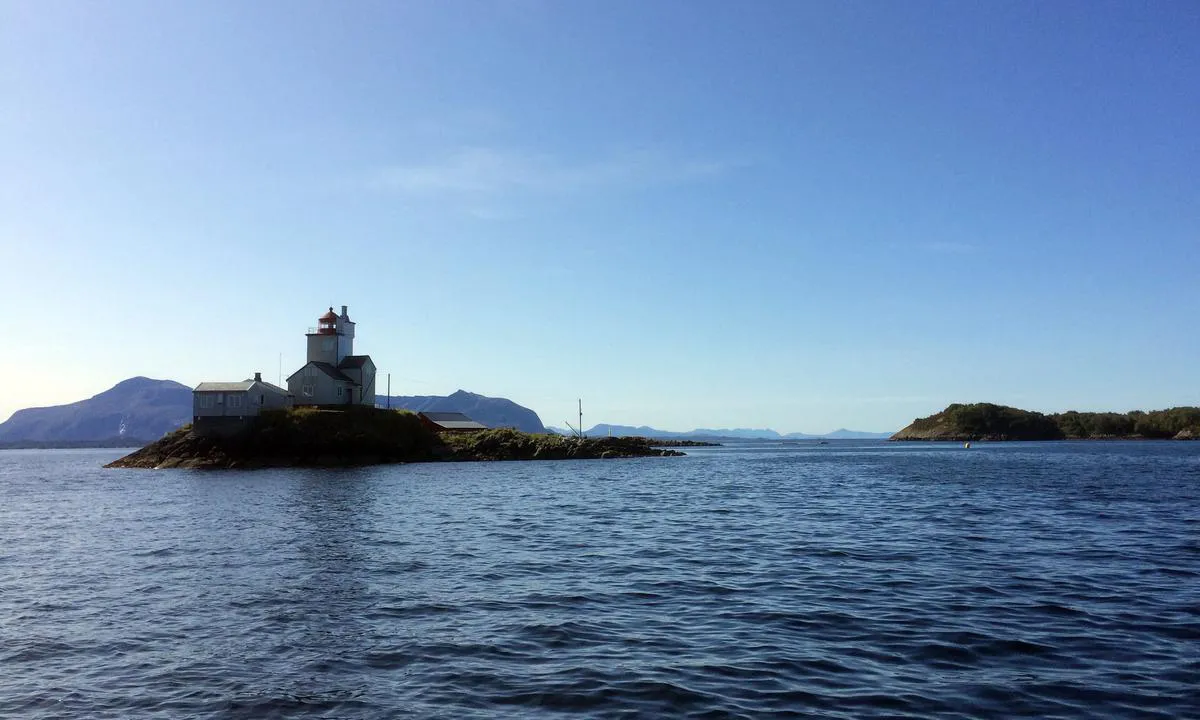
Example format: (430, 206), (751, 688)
(1, 442), (1197, 719)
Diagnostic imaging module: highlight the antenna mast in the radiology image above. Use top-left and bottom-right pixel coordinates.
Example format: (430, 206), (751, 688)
(564, 398), (585, 440)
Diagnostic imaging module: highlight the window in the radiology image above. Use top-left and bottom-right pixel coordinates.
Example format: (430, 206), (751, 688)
(336, 387), (342, 397)
(259, 395), (266, 406)
(302, 384), (314, 397)
(198, 394), (214, 409)
(227, 394), (242, 409)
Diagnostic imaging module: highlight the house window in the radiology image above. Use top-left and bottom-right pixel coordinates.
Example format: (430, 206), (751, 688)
(198, 394), (214, 409)
(227, 394), (243, 409)
(336, 387), (342, 397)
(302, 384), (314, 397)
(259, 395), (266, 405)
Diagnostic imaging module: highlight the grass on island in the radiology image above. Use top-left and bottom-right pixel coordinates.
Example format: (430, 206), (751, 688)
(253, 406), (438, 459)
(437, 427), (623, 461)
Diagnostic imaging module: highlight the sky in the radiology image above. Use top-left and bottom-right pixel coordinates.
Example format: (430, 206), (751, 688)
(1, 1), (1197, 433)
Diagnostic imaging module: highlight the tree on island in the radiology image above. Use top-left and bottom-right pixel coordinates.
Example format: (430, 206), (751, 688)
(894, 403), (1200, 441)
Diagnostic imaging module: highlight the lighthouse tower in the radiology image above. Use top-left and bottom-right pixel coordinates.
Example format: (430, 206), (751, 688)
(289, 304), (375, 406)
(306, 305), (356, 365)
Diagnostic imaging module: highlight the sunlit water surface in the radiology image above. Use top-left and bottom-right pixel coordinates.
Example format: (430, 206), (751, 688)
(1, 442), (1197, 718)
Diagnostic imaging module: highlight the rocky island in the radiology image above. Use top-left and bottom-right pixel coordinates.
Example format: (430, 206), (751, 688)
(105, 407), (683, 469)
(892, 403), (1200, 441)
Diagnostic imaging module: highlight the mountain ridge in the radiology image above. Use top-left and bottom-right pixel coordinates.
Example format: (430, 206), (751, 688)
(0, 379), (549, 445)
(376, 389), (546, 434)
(0, 377), (192, 444)
(555, 423), (892, 440)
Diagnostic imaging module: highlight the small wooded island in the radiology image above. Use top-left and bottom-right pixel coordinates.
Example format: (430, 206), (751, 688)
(892, 403), (1200, 441)
(105, 407), (683, 469)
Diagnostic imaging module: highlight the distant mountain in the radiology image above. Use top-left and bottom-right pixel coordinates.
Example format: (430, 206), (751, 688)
(377, 389), (546, 434)
(0, 377), (192, 444)
(0, 380), (548, 446)
(584, 424), (685, 438)
(692, 428), (782, 439)
(582, 424), (780, 439)
(583, 423), (893, 440)
(810, 429), (894, 439)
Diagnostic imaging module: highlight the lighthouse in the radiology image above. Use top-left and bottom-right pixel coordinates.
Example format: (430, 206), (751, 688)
(306, 305), (356, 365)
(287, 305), (376, 406)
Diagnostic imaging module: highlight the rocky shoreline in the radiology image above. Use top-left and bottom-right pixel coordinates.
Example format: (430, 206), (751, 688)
(104, 410), (683, 470)
(643, 439), (721, 447)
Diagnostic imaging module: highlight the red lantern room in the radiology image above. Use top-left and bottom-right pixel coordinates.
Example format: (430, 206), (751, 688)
(317, 307), (339, 335)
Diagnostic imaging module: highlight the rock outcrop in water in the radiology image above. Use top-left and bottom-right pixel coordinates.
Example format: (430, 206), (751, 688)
(104, 407), (681, 469)
(892, 403), (1200, 441)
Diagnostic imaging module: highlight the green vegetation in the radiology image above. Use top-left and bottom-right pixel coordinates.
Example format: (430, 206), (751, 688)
(105, 407), (681, 469)
(438, 427), (683, 461)
(892, 403), (1200, 441)
(896, 403), (1062, 441)
(254, 406), (437, 461)
(1051, 407), (1200, 439)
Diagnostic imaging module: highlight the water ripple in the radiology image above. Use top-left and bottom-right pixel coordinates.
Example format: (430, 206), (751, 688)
(1, 442), (1198, 718)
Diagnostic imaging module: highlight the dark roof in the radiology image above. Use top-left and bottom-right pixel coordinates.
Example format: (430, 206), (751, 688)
(419, 411), (488, 430)
(285, 361), (362, 384)
(338, 355), (373, 369)
(310, 362), (354, 382)
(320, 307), (338, 321)
(279, 361), (354, 384)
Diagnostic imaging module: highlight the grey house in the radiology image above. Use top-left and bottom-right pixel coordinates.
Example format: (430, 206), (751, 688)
(286, 306), (377, 406)
(193, 372), (293, 425)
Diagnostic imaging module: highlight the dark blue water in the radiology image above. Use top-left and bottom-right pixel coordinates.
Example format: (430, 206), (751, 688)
(1, 442), (1197, 719)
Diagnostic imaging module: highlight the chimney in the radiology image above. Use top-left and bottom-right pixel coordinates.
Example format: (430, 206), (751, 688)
(254, 372), (262, 382)
(341, 305), (349, 317)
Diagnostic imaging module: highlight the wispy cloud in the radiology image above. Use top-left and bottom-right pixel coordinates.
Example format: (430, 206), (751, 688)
(371, 146), (736, 198)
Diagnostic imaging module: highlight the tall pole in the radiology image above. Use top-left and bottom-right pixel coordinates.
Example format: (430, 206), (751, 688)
(387, 373), (391, 409)
(578, 398), (583, 439)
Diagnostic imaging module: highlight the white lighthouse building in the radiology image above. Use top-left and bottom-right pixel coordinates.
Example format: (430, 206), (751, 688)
(286, 305), (376, 406)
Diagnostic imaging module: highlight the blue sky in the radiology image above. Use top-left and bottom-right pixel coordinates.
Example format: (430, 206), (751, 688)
(2, 1), (1197, 433)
